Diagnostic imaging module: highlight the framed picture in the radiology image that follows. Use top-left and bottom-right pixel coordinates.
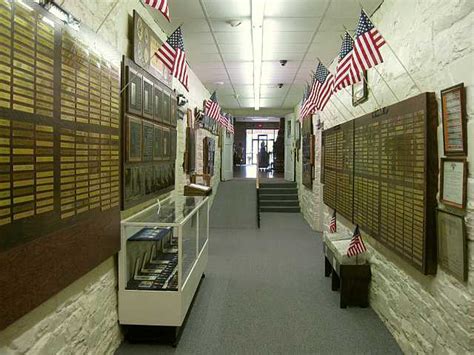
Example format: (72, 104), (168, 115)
(352, 70), (368, 106)
(441, 83), (466, 156)
(127, 115), (142, 162)
(436, 209), (467, 281)
(142, 121), (154, 161)
(126, 66), (143, 116)
(440, 157), (467, 209)
(162, 128), (171, 159)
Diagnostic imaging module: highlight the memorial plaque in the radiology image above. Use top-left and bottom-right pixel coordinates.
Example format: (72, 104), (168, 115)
(127, 116), (142, 162)
(322, 93), (438, 274)
(441, 83), (466, 156)
(153, 125), (162, 160)
(436, 209), (467, 281)
(143, 121), (154, 162)
(170, 96), (177, 127)
(162, 90), (171, 125)
(0, 0), (121, 331)
(126, 66), (142, 116)
(122, 57), (176, 209)
(143, 76), (153, 119)
(203, 137), (216, 176)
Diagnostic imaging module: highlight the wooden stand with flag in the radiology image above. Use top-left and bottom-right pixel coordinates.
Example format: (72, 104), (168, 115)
(323, 225), (371, 308)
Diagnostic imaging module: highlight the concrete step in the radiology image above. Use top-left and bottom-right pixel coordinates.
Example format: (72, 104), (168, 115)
(259, 194), (298, 201)
(259, 200), (299, 207)
(259, 188), (298, 195)
(260, 206), (301, 213)
(260, 182), (296, 189)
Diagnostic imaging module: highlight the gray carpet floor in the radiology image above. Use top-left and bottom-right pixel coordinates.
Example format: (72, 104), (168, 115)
(116, 180), (401, 355)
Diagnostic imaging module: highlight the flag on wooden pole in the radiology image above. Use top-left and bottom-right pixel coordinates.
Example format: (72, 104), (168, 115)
(204, 91), (221, 122)
(334, 32), (362, 92)
(156, 27), (189, 91)
(329, 210), (336, 233)
(347, 225), (367, 257)
(143, 0), (170, 21)
(352, 10), (386, 75)
(314, 62), (335, 111)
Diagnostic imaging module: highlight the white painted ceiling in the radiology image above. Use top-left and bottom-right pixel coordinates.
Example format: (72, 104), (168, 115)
(154, 0), (382, 111)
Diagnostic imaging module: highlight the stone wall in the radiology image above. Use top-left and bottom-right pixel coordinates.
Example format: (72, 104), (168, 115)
(0, 0), (217, 353)
(295, 0), (473, 353)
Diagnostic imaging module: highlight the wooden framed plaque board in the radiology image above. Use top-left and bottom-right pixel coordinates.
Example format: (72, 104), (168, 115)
(322, 93), (438, 274)
(0, 0), (121, 330)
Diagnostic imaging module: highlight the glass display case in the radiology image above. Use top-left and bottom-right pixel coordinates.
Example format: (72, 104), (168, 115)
(118, 195), (209, 338)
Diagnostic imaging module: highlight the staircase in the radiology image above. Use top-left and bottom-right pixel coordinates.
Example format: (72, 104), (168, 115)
(258, 181), (300, 213)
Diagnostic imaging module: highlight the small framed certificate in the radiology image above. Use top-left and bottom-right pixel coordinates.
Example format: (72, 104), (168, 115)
(440, 158), (467, 209)
(441, 83), (466, 156)
(436, 209), (467, 282)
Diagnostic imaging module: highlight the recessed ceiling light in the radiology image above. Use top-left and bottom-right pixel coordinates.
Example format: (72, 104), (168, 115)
(214, 81), (224, 85)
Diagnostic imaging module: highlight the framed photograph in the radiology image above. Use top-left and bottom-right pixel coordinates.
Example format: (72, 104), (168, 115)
(440, 157), (467, 209)
(127, 116), (142, 162)
(441, 83), (466, 156)
(436, 209), (467, 281)
(352, 70), (368, 106)
(142, 76), (154, 119)
(126, 66), (143, 116)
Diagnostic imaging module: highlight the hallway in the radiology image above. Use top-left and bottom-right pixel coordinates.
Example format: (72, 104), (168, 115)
(117, 180), (401, 354)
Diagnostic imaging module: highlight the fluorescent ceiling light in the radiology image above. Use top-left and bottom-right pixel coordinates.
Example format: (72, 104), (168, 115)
(252, 0), (265, 111)
(253, 118), (269, 121)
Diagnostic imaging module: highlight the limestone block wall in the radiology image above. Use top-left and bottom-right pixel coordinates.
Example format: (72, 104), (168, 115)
(295, 0), (473, 353)
(0, 1), (216, 353)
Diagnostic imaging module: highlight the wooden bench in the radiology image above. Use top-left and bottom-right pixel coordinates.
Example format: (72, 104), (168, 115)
(323, 232), (371, 309)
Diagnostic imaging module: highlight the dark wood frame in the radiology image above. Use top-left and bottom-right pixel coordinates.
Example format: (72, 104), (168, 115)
(440, 157), (467, 209)
(301, 116), (314, 189)
(436, 208), (467, 282)
(441, 83), (466, 156)
(321, 93), (438, 275)
(352, 70), (368, 106)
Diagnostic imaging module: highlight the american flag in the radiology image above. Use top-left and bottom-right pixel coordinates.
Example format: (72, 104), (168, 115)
(143, 0), (169, 21)
(334, 32), (362, 92)
(329, 210), (336, 233)
(352, 10), (386, 75)
(222, 114), (234, 133)
(347, 225), (367, 257)
(300, 73), (318, 119)
(314, 62), (335, 111)
(204, 91), (221, 122)
(156, 27), (189, 91)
